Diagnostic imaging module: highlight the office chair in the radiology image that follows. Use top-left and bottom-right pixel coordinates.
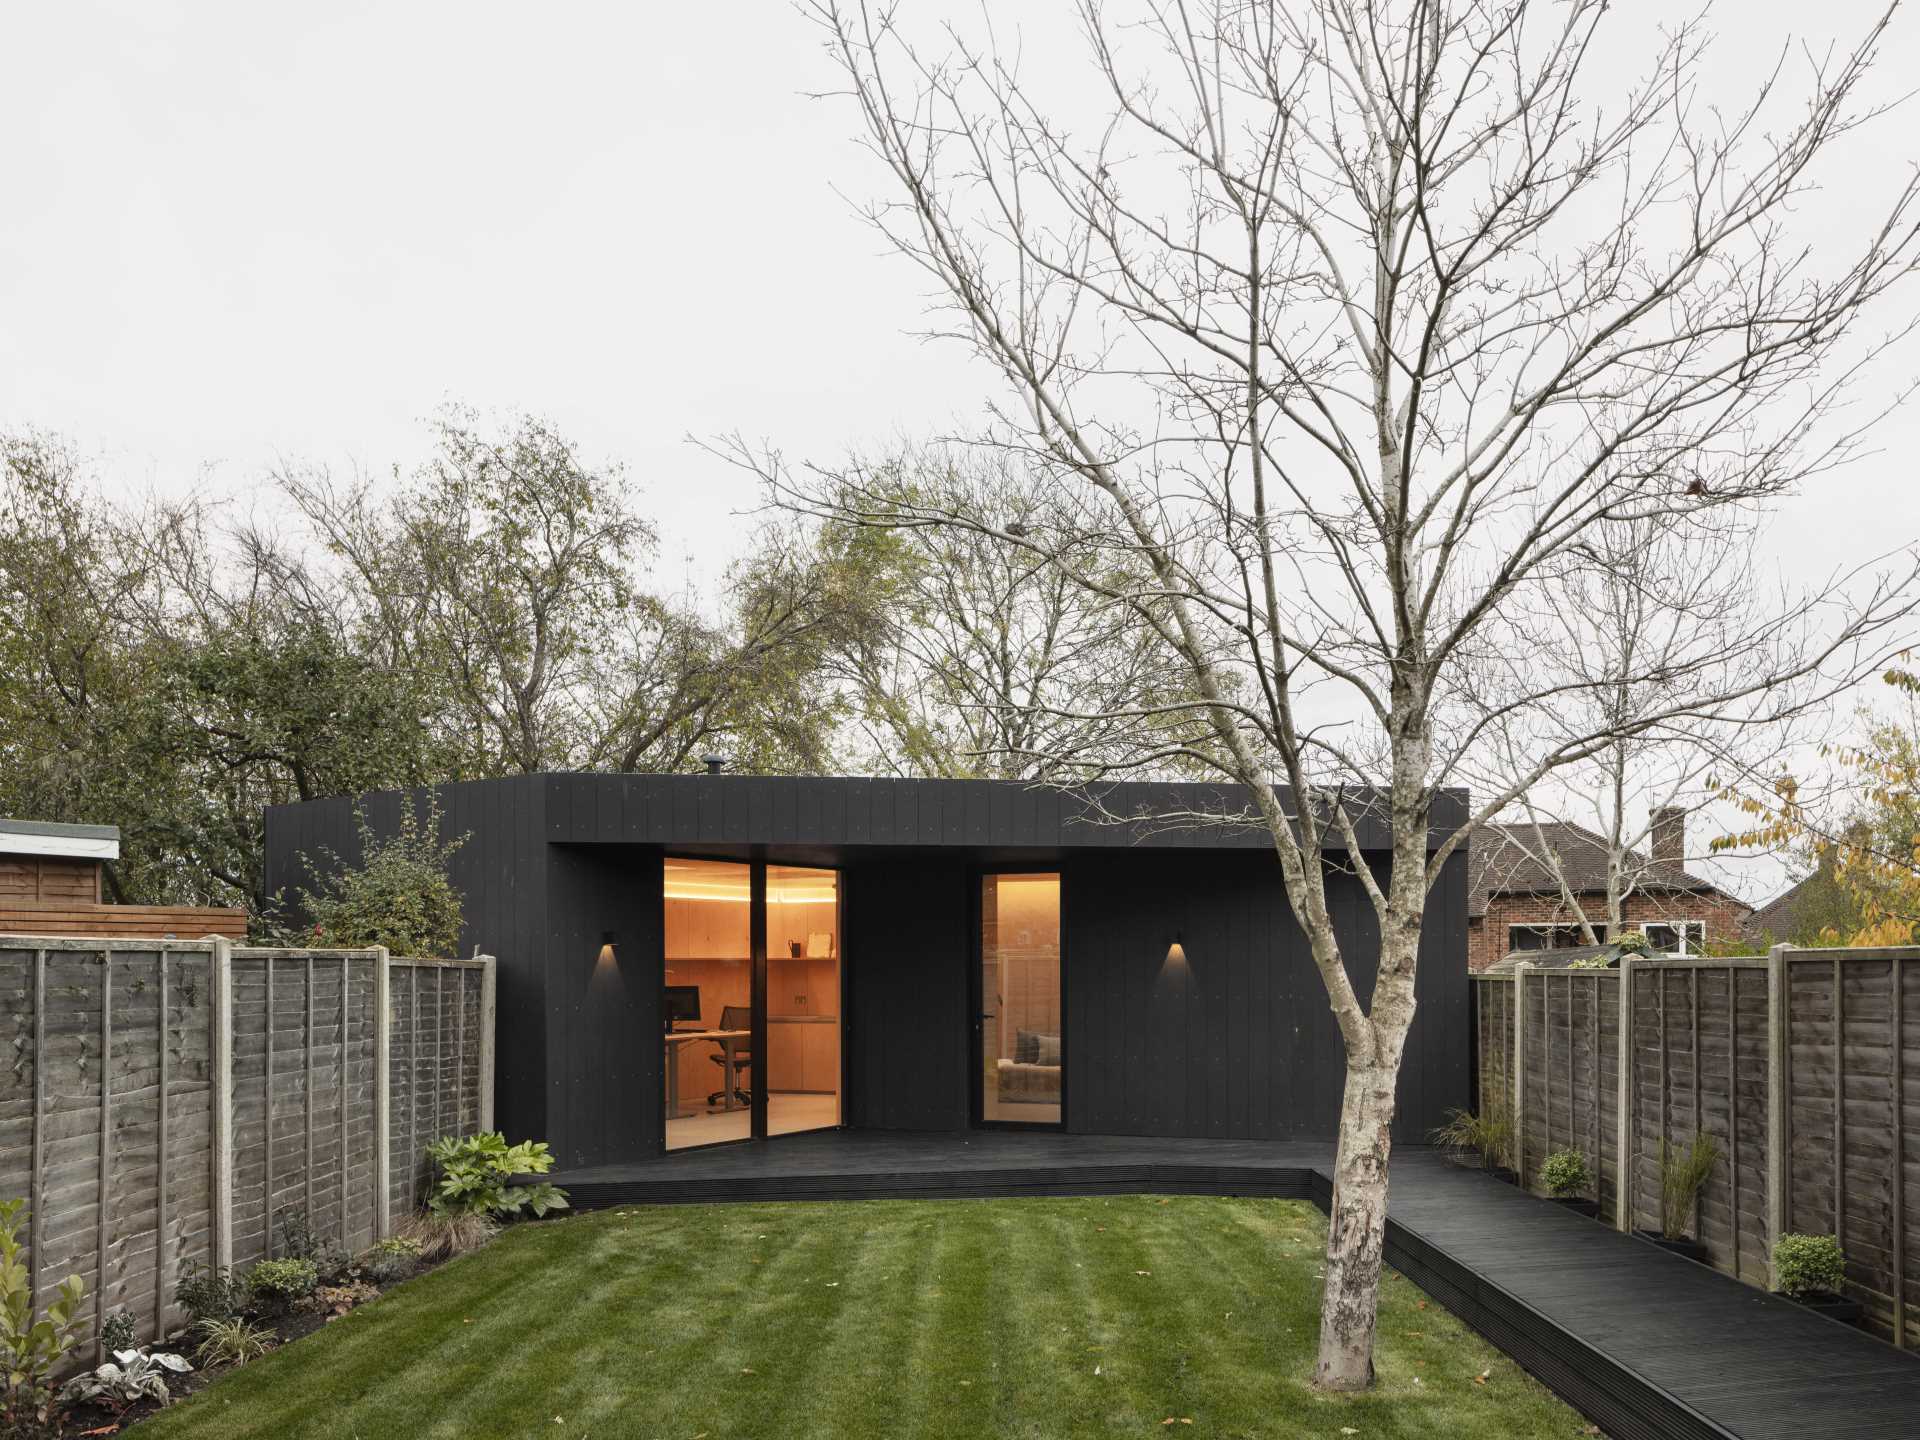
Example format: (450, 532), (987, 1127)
(707, 1004), (754, 1109)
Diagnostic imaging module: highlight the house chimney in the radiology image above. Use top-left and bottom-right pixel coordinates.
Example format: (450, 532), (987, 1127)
(1650, 806), (1686, 865)
(702, 755), (727, 776)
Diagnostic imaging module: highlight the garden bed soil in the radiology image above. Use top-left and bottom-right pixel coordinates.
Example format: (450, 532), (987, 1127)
(1550, 1196), (1600, 1219)
(55, 1250), (461, 1437)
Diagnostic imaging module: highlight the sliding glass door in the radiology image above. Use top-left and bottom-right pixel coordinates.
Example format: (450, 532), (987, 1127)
(978, 872), (1062, 1125)
(662, 858), (841, 1151)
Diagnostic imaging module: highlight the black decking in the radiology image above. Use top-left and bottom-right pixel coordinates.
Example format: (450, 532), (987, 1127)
(553, 1132), (1920, 1440)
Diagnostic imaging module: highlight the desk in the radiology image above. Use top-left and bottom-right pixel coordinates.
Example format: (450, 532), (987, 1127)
(664, 1029), (750, 1120)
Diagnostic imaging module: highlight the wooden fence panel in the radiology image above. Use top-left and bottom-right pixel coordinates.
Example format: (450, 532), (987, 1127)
(1516, 970), (1621, 1222)
(1782, 950), (1920, 1345)
(1471, 975), (1513, 1122)
(0, 937), (494, 1359)
(386, 959), (490, 1222)
(1621, 961), (1770, 1284)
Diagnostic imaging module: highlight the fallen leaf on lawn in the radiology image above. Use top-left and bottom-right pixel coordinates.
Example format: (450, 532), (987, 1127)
(79, 1428), (119, 1437)
(1135, 1270), (1152, 1276)
(959, 1381), (972, 1387)
(1342, 1429), (1359, 1436)
(741, 1368), (755, 1375)
(1416, 1301), (1428, 1311)
(1094, 1365), (1102, 1375)
(1474, 1369), (1491, 1386)
(553, 1418), (564, 1425)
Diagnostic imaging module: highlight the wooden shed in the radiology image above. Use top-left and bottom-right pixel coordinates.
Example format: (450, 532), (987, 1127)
(0, 819), (248, 940)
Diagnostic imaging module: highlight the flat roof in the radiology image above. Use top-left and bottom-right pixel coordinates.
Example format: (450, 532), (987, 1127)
(0, 819), (120, 861)
(269, 773), (1468, 858)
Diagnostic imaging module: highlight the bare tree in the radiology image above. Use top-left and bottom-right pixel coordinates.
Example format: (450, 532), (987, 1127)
(757, 443), (1174, 778)
(1466, 512), (1839, 947)
(767, 0), (1920, 1387)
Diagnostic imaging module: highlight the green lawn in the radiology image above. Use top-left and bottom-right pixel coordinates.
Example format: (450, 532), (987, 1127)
(139, 1196), (1588, 1439)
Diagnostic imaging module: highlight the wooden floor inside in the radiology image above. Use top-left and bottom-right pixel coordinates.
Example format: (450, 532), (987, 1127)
(554, 1130), (1920, 1440)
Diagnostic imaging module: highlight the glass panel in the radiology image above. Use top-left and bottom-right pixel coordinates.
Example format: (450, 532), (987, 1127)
(981, 873), (1062, 1124)
(766, 865), (840, 1137)
(663, 859), (751, 1150)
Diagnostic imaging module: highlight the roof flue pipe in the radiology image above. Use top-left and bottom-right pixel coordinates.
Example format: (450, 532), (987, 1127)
(702, 755), (728, 776)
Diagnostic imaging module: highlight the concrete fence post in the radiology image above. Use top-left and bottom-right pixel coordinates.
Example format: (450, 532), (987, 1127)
(210, 936), (234, 1272)
(1615, 958), (1635, 1234)
(1766, 943), (1790, 1287)
(373, 946), (392, 1239)
(1513, 962), (1531, 1183)
(478, 955), (497, 1134)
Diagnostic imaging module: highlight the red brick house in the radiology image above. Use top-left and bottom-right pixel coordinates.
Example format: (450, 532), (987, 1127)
(1466, 809), (1751, 972)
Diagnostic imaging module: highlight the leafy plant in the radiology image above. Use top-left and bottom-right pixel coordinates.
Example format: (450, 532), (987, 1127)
(362, 1236), (422, 1284)
(425, 1134), (569, 1223)
(1566, 954), (1614, 970)
(1614, 932), (1653, 956)
(99, 1309), (136, 1354)
(193, 1316), (275, 1369)
(60, 1349), (192, 1409)
(1773, 1233), (1847, 1299)
(175, 1260), (240, 1328)
(245, 1258), (319, 1317)
(1539, 1147), (1590, 1200)
(296, 799), (465, 955)
(276, 1206), (342, 1272)
(0, 1197), (86, 1436)
(1657, 1133), (1722, 1239)
(1430, 1108), (1513, 1172)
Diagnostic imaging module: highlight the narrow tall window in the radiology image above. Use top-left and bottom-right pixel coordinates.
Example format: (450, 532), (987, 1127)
(980, 873), (1062, 1124)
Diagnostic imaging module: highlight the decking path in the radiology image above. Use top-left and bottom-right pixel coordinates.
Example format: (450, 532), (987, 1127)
(553, 1132), (1920, 1440)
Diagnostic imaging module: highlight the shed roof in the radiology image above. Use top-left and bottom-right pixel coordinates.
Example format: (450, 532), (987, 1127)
(0, 819), (119, 861)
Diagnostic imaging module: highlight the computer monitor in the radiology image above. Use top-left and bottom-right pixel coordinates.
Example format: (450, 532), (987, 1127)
(663, 984), (702, 1029)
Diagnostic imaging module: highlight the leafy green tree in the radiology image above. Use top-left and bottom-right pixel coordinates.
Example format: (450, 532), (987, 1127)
(292, 800), (465, 955)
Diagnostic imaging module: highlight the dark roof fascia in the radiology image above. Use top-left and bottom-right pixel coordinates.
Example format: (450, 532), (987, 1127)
(535, 773), (1467, 854)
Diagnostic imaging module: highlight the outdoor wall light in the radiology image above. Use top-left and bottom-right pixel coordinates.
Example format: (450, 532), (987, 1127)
(596, 930), (618, 966)
(1164, 934), (1187, 966)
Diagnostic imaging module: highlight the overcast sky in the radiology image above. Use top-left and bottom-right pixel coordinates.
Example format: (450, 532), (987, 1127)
(6, 1), (1919, 898)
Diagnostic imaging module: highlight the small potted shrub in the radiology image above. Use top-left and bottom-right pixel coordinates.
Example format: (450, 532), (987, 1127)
(1430, 1107), (1516, 1181)
(1539, 1147), (1598, 1218)
(1773, 1234), (1862, 1323)
(1633, 1133), (1720, 1262)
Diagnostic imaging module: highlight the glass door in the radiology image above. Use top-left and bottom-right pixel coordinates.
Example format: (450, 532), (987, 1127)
(978, 872), (1062, 1125)
(663, 859), (842, 1150)
(764, 865), (841, 1136)
(663, 859), (752, 1151)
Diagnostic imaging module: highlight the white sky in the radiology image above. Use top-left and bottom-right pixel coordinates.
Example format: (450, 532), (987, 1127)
(5, 1), (1919, 900)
